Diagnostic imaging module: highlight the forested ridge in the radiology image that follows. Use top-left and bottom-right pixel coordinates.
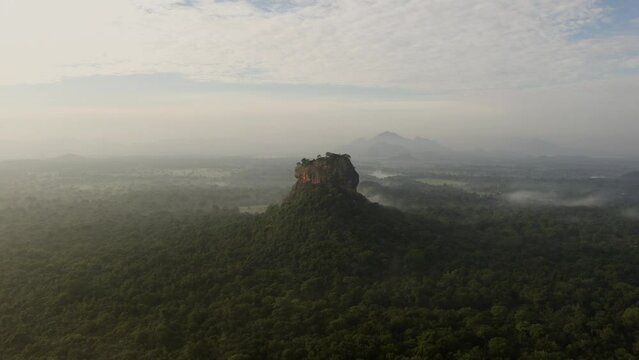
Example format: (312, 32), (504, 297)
(1, 185), (639, 359)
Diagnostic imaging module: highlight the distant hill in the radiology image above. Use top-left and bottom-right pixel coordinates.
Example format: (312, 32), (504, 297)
(340, 132), (584, 160)
(342, 131), (450, 159)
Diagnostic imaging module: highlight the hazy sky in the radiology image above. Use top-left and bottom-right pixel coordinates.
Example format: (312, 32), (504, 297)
(0, 0), (638, 157)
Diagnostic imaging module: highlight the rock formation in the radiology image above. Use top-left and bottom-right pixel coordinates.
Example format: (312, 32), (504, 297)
(293, 153), (359, 192)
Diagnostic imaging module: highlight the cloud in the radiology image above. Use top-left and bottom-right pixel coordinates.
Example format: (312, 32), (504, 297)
(504, 190), (609, 207)
(0, 0), (637, 90)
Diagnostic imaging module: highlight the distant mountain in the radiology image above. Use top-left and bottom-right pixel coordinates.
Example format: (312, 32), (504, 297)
(342, 131), (450, 159)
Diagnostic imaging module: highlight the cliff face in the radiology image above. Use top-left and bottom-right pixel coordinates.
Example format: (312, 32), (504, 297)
(294, 153), (359, 192)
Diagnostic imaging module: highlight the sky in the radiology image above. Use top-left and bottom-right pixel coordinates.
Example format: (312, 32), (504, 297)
(0, 0), (638, 157)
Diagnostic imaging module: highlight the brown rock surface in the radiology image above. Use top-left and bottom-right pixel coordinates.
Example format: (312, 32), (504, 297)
(294, 153), (359, 192)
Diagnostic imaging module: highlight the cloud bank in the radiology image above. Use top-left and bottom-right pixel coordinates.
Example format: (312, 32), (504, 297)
(1, 0), (637, 90)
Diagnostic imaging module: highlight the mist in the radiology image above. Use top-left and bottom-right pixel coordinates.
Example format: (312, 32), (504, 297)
(503, 190), (610, 207)
(1, 73), (638, 160)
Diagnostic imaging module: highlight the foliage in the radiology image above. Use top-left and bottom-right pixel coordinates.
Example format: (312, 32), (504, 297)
(0, 183), (638, 359)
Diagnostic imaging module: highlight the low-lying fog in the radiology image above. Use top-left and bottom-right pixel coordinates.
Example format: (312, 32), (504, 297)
(504, 191), (610, 207)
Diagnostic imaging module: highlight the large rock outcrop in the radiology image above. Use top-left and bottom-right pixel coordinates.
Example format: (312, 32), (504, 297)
(293, 153), (359, 192)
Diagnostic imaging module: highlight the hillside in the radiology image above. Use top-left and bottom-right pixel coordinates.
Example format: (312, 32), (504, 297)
(1, 155), (639, 359)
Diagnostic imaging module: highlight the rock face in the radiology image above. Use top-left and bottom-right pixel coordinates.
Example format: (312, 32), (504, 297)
(294, 153), (359, 192)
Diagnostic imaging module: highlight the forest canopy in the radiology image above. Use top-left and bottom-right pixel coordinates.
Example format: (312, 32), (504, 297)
(0, 156), (638, 359)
